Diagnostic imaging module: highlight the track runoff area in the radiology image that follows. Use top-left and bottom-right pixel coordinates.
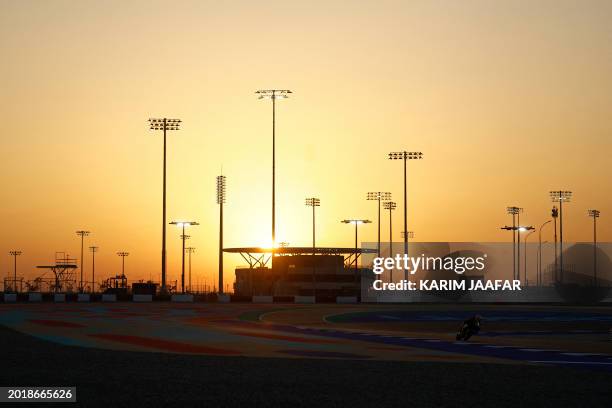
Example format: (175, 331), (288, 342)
(0, 303), (611, 371)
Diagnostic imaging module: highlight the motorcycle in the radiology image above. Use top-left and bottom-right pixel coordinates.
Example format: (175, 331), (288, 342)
(456, 320), (480, 341)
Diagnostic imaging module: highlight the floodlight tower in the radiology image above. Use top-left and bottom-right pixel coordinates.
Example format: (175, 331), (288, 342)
(149, 117), (181, 293)
(305, 197), (320, 296)
(367, 192), (391, 258)
(116, 252), (129, 277)
(185, 247), (195, 293)
(305, 198), (321, 248)
(551, 206), (559, 281)
(256, 89), (292, 247)
(506, 207), (522, 280)
(217, 175), (226, 294)
(341, 219), (371, 282)
(170, 221), (199, 293)
(8, 251), (22, 293)
(89, 246), (98, 293)
(383, 201), (396, 281)
(76, 230), (90, 293)
(588, 209), (600, 286)
(388, 151), (423, 279)
(550, 191), (572, 283)
(399, 230), (416, 281)
(383, 201), (396, 255)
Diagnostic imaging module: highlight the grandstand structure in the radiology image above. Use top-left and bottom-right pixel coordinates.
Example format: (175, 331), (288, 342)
(223, 247), (376, 297)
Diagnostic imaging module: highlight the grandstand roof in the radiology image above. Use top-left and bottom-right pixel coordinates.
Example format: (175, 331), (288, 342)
(223, 247), (377, 255)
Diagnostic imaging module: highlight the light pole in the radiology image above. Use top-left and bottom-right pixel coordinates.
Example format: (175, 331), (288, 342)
(524, 229), (535, 286)
(507, 207), (523, 280)
(76, 230), (90, 293)
(116, 252), (129, 277)
(305, 198), (320, 249)
(517, 226), (534, 285)
(538, 221), (551, 286)
(217, 175), (226, 294)
(170, 221), (199, 293)
(180, 233), (190, 290)
(501, 225), (515, 280)
(149, 118), (181, 293)
(552, 206), (559, 282)
(341, 219), (371, 286)
(8, 251), (22, 293)
(89, 246), (98, 293)
(550, 191), (572, 283)
(185, 247), (195, 293)
(367, 192), (391, 258)
(389, 151), (422, 280)
(181, 232), (191, 290)
(305, 197), (320, 297)
(588, 209), (600, 286)
(401, 230), (415, 276)
(256, 89), (291, 248)
(401, 231), (415, 280)
(501, 225), (533, 281)
(383, 201), (396, 282)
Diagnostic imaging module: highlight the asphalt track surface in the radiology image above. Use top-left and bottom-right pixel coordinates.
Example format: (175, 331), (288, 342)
(1, 303), (611, 407)
(252, 322), (612, 371)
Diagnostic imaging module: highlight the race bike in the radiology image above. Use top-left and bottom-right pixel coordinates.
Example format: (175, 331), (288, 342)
(456, 321), (480, 341)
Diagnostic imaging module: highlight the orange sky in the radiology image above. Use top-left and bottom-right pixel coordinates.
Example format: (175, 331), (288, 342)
(1, 0), (611, 288)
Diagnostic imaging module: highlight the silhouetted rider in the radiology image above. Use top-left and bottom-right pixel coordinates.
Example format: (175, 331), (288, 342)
(457, 314), (482, 340)
(464, 314), (482, 334)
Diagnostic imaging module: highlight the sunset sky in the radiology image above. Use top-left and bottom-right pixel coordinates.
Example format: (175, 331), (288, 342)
(1, 0), (610, 287)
